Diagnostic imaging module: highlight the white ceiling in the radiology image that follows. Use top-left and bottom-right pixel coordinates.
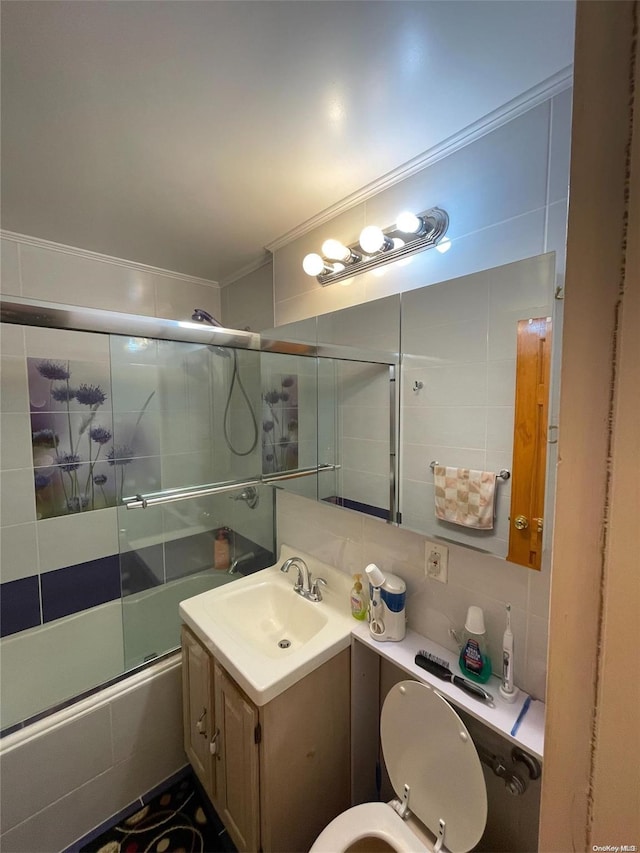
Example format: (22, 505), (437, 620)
(0, 1), (575, 284)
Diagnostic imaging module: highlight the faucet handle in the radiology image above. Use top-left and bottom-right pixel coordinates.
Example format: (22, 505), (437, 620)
(310, 577), (327, 601)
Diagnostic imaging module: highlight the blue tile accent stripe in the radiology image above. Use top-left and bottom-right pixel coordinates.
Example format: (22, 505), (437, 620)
(0, 576), (41, 637)
(323, 495), (390, 520)
(41, 555), (121, 622)
(0, 529), (275, 639)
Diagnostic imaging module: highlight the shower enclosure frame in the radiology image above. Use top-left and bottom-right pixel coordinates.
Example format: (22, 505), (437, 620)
(1, 294), (399, 732)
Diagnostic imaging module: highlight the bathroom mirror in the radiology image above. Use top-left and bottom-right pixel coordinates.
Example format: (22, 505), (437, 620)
(267, 253), (558, 569)
(400, 253), (556, 566)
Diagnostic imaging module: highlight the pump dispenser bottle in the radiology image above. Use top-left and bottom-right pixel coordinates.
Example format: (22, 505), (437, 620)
(350, 574), (367, 620)
(459, 606), (492, 683)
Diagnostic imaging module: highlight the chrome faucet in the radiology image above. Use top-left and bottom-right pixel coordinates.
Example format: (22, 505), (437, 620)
(280, 557), (327, 602)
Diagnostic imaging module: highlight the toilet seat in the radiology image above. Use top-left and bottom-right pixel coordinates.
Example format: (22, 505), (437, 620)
(381, 680), (487, 852)
(310, 681), (487, 853)
(309, 802), (431, 852)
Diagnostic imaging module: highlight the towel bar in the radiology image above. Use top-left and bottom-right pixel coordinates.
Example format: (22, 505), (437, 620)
(429, 461), (510, 481)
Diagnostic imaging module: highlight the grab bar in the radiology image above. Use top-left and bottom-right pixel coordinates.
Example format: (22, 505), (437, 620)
(123, 464), (340, 509)
(429, 461), (511, 481)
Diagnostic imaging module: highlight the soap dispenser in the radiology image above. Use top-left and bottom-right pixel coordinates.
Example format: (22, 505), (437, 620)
(459, 606), (492, 683)
(350, 574), (367, 621)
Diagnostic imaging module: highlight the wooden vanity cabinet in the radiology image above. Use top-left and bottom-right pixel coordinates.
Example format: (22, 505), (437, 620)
(181, 625), (351, 853)
(181, 625), (217, 799)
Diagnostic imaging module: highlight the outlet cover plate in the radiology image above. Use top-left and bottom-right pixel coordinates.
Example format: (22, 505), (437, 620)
(426, 541), (448, 583)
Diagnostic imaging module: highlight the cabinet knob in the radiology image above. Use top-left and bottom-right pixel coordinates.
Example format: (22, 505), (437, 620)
(514, 515), (529, 531)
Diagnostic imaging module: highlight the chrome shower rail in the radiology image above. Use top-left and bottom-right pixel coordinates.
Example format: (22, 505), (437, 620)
(0, 296), (398, 365)
(123, 464), (341, 509)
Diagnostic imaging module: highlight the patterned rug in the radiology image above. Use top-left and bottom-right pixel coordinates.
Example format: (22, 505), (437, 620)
(80, 772), (235, 853)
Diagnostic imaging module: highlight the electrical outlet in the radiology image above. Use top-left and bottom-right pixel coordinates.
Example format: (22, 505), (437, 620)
(426, 541), (448, 583)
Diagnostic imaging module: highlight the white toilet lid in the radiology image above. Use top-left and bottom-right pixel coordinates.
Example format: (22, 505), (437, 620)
(381, 680), (487, 853)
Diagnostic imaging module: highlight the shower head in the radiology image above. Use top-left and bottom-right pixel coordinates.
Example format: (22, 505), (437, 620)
(192, 308), (223, 328)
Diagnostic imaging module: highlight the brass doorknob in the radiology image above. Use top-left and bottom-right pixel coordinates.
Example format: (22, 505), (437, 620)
(514, 515), (529, 530)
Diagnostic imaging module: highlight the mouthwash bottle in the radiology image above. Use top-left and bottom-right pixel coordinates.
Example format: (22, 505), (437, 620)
(459, 606), (492, 683)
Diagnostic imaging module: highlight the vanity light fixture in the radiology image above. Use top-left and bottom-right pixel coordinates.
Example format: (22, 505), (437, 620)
(302, 206), (449, 286)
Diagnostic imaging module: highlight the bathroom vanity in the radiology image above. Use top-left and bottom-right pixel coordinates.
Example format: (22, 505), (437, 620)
(182, 627), (350, 852)
(179, 549), (355, 852)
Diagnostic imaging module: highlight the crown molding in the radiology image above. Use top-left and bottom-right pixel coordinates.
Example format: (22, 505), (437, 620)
(266, 67), (573, 252)
(0, 230), (220, 289)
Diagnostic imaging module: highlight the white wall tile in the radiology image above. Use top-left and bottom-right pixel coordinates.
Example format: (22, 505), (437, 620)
(111, 664), (183, 763)
(0, 468), (36, 526)
(0, 413), (32, 471)
(0, 522), (38, 584)
(24, 326), (110, 362)
(402, 270), (490, 334)
(364, 102), (551, 245)
(0, 324), (25, 358)
(0, 662), (185, 853)
(221, 262), (274, 332)
(447, 542), (529, 611)
(0, 239), (21, 297)
(548, 87), (573, 205)
(0, 355), (29, 413)
(0, 601), (124, 730)
(486, 407), (514, 453)
(524, 613), (549, 700)
(275, 276), (367, 326)
(545, 198), (568, 291)
(487, 360), (517, 406)
(155, 277), (221, 324)
(19, 243), (157, 315)
(37, 507), (119, 572)
(0, 704), (113, 832)
(404, 405), (487, 449)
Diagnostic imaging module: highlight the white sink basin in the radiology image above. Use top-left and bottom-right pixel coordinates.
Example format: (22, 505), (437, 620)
(216, 579), (329, 657)
(179, 545), (354, 705)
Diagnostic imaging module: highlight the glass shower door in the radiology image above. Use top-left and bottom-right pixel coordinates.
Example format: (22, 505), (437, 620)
(110, 334), (275, 670)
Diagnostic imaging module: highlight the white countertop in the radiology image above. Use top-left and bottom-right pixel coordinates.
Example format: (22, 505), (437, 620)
(351, 622), (545, 760)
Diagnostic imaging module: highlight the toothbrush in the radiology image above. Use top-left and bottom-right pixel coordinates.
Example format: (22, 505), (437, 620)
(415, 650), (494, 705)
(499, 604), (518, 702)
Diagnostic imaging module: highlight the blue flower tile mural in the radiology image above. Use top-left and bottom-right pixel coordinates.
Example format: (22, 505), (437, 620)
(28, 358), (155, 518)
(261, 374), (299, 473)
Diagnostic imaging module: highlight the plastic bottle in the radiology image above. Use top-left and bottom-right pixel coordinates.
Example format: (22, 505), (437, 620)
(459, 605), (492, 683)
(214, 528), (231, 571)
(350, 574), (368, 620)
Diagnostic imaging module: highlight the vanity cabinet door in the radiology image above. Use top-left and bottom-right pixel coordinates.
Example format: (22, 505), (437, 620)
(181, 626), (216, 800)
(214, 661), (260, 853)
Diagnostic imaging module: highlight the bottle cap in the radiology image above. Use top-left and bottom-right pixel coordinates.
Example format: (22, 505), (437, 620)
(465, 605), (486, 635)
(365, 563), (386, 588)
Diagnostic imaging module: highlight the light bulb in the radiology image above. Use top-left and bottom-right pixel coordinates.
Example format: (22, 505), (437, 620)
(396, 211), (423, 234)
(302, 253), (326, 276)
(435, 237), (452, 254)
(359, 225), (387, 254)
(321, 239), (350, 262)
(391, 237), (405, 250)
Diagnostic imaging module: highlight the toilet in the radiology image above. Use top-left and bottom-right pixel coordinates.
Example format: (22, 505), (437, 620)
(310, 680), (488, 853)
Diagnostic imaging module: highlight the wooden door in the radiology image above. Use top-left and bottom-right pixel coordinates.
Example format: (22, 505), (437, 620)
(507, 317), (552, 570)
(181, 626), (216, 799)
(214, 662), (260, 853)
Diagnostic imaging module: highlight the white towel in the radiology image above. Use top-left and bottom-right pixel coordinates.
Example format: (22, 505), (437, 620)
(433, 466), (497, 530)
